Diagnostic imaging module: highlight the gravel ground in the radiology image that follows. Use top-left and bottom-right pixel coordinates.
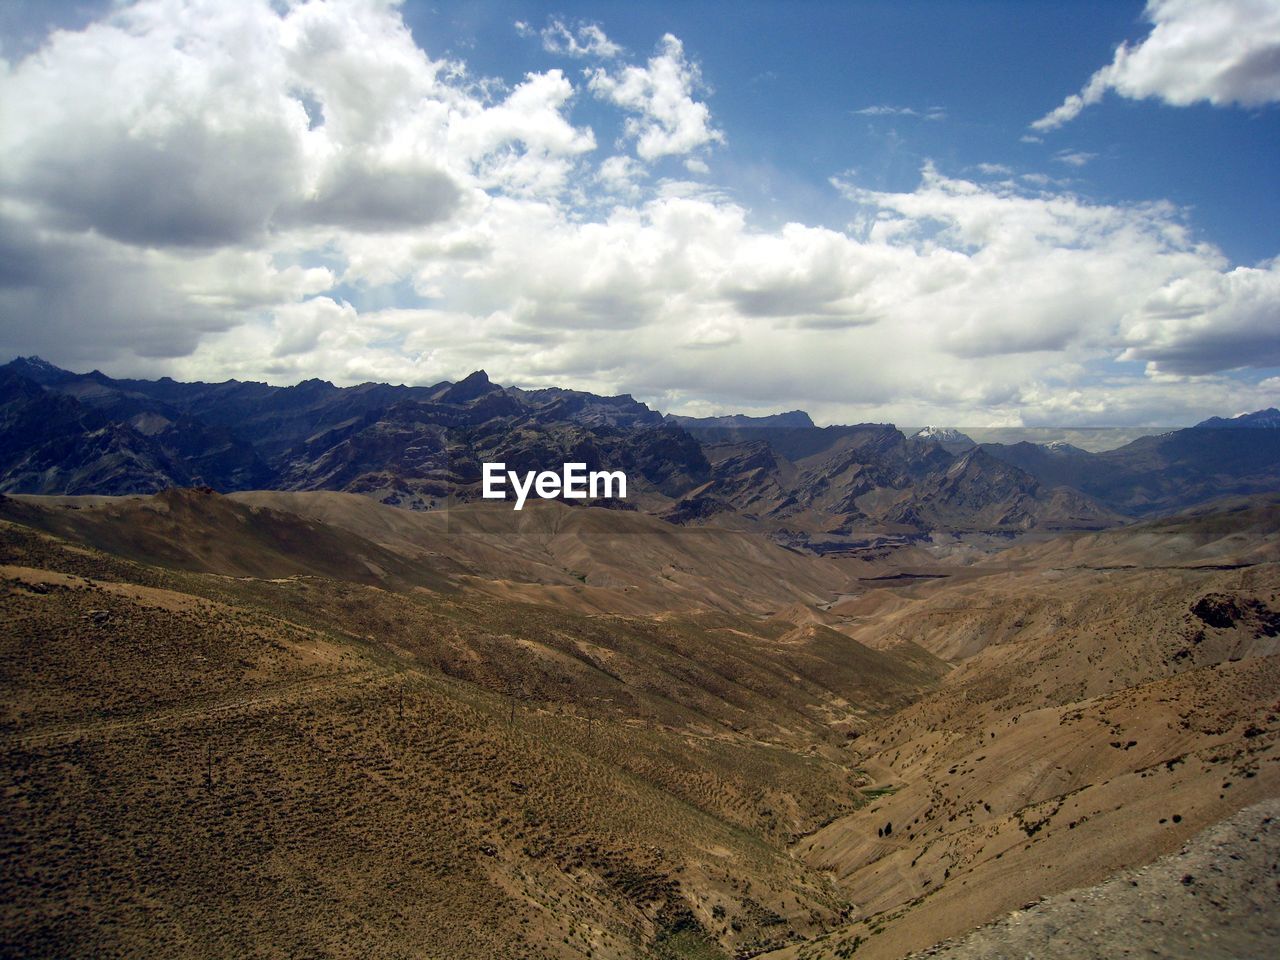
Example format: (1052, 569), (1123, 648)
(911, 798), (1280, 960)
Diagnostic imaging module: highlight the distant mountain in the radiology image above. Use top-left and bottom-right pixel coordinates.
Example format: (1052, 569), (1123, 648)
(978, 440), (1099, 493)
(982, 414), (1280, 517)
(1, 355), (78, 386)
(881, 447), (1119, 532)
(666, 410), (815, 430)
(666, 422), (1119, 540)
(1194, 408), (1280, 430)
(0, 357), (688, 510)
(911, 425), (977, 455)
(0, 369), (181, 494)
(3, 356), (1276, 538)
(1041, 439), (1090, 455)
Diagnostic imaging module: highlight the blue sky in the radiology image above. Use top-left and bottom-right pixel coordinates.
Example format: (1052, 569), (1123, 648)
(1, 0), (1278, 426)
(410, 0), (1278, 262)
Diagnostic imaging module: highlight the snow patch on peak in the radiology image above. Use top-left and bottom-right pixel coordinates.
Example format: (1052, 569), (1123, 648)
(914, 426), (977, 452)
(1041, 440), (1089, 455)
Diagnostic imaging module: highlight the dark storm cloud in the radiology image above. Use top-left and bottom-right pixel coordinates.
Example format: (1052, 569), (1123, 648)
(11, 113), (303, 249)
(1134, 332), (1280, 375)
(0, 212), (234, 364)
(285, 159), (464, 232)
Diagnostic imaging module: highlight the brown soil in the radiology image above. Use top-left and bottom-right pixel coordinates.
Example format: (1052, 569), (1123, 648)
(2, 490), (1277, 959)
(910, 797), (1280, 959)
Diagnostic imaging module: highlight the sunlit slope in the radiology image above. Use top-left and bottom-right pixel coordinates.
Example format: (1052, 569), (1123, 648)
(0, 508), (944, 959)
(3, 486), (845, 615)
(839, 495), (1280, 674)
(5, 489), (1276, 960)
(913, 797), (1280, 960)
(233, 489), (861, 614)
(764, 497), (1280, 960)
(2, 488), (460, 589)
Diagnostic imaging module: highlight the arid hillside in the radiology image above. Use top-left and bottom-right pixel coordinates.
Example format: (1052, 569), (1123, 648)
(0, 491), (941, 959)
(1, 490), (1277, 959)
(771, 499), (1280, 960)
(3, 488), (894, 616)
(907, 797), (1280, 960)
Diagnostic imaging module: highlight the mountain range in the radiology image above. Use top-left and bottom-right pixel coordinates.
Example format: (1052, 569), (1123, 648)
(3, 357), (1278, 960)
(3, 357), (1279, 549)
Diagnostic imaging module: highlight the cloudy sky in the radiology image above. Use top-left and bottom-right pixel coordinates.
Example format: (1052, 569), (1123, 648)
(1, 0), (1278, 426)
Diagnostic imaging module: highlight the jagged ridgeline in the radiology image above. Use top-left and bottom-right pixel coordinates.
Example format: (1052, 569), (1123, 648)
(3, 357), (1279, 541)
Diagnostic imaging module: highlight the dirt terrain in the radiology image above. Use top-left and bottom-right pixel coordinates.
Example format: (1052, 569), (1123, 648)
(909, 797), (1280, 960)
(1, 490), (1277, 958)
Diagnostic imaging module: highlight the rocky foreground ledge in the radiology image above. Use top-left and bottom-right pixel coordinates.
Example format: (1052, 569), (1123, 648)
(912, 797), (1280, 959)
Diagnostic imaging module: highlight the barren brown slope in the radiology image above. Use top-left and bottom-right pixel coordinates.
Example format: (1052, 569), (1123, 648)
(761, 498), (1280, 960)
(231, 489), (862, 614)
(908, 797), (1280, 960)
(838, 492), (1280, 672)
(779, 655), (1279, 960)
(2, 488), (865, 616)
(0, 505), (947, 960)
(1, 488), (461, 590)
(6, 488), (1277, 960)
(982, 491), (1280, 571)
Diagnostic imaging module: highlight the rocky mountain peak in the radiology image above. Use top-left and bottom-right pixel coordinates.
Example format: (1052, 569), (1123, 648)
(913, 425), (977, 455)
(436, 369), (496, 404)
(2, 356), (76, 386)
(1194, 408), (1280, 430)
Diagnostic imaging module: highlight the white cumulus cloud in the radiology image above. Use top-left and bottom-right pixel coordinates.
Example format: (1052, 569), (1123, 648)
(520, 18), (622, 59)
(1033, 0), (1280, 130)
(0, 0), (1276, 428)
(0, 0), (595, 363)
(587, 34), (724, 161)
(1118, 258), (1280, 374)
